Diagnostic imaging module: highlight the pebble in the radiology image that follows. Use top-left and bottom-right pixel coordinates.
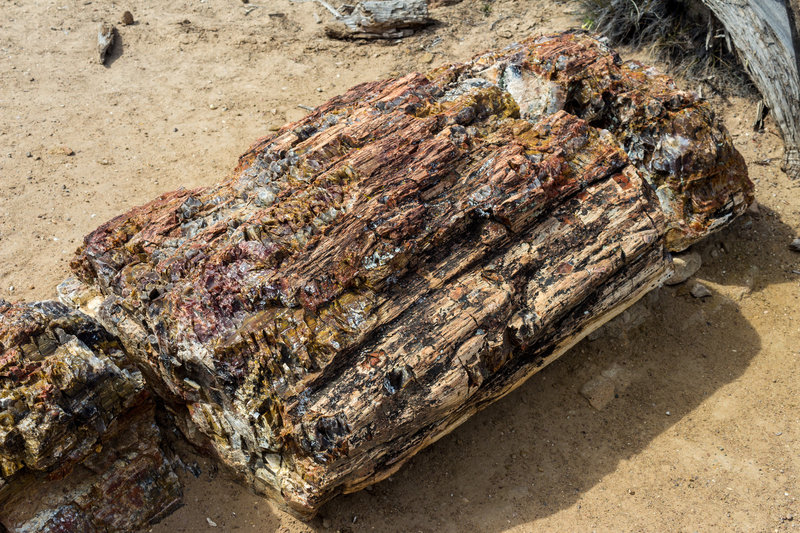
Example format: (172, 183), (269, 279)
(206, 517), (217, 527)
(419, 51), (434, 64)
(120, 11), (134, 25)
(690, 282), (712, 299)
(50, 145), (75, 156)
(666, 251), (702, 285)
(322, 518), (331, 529)
(25, 152), (32, 158)
(209, 103), (218, 110)
(789, 238), (800, 253)
(580, 374), (615, 410)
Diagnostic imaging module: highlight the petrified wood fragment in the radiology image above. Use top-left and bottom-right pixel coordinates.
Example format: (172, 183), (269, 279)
(67, 32), (752, 517)
(0, 300), (181, 532)
(324, 0), (432, 40)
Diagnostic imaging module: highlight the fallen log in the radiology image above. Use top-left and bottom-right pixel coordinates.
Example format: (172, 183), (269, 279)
(63, 32), (752, 518)
(0, 301), (182, 532)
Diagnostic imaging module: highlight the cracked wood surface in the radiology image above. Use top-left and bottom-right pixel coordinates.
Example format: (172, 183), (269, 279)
(0, 301), (181, 532)
(701, 0), (800, 178)
(66, 32), (752, 517)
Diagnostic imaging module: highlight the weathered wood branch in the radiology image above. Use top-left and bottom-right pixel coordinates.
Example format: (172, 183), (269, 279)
(700, 0), (800, 178)
(56, 32), (752, 519)
(324, 0), (432, 39)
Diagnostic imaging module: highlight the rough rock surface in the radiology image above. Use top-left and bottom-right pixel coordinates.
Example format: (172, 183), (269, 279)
(324, 0), (432, 40)
(66, 32), (752, 517)
(665, 251), (702, 285)
(0, 300), (181, 532)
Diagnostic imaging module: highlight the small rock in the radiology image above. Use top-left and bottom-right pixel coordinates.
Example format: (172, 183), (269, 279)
(789, 238), (800, 253)
(97, 23), (115, 65)
(666, 251), (702, 285)
(497, 29), (513, 39)
(322, 518), (332, 529)
(206, 517), (217, 527)
(690, 282), (712, 299)
(120, 11), (134, 25)
(580, 375), (615, 410)
(25, 152), (32, 158)
(419, 51), (434, 64)
(50, 145), (75, 156)
(747, 201), (760, 216)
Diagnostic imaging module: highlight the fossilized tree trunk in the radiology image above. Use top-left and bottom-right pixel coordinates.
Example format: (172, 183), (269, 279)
(60, 32), (752, 518)
(324, 0), (432, 39)
(700, 0), (800, 178)
(0, 301), (181, 532)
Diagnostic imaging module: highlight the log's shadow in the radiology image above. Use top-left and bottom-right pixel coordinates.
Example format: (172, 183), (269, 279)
(305, 207), (795, 532)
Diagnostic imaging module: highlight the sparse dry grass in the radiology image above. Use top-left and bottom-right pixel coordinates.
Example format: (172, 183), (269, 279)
(581, 0), (755, 96)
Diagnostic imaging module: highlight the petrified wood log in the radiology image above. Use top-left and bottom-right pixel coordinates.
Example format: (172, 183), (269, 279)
(324, 0), (432, 40)
(0, 301), (181, 532)
(65, 32), (752, 517)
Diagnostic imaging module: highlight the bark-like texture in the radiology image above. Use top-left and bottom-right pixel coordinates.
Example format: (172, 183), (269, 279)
(0, 301), (181, 532)
(324, 0), (432, 39)
(700, 0), (800, 178)
(66, 32), (752, 517)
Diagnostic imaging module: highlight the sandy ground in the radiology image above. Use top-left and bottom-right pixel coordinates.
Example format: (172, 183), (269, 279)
(1, 0), (799, 531)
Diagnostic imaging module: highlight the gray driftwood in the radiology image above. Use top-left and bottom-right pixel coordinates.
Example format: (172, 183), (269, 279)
(700, 0), (800, 178)
(324, 0), (432, 39)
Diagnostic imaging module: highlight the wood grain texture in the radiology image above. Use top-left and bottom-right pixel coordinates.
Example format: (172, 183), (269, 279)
(324, 0), (432, 39)
(66, 32), (752, 517)
(701, 0), (800, 178)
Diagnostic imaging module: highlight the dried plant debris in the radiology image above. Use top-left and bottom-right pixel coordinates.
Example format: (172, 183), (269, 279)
(580, 0), (756, 96)
(66, 32), (752, 517)
(0, 300), (181, 532)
